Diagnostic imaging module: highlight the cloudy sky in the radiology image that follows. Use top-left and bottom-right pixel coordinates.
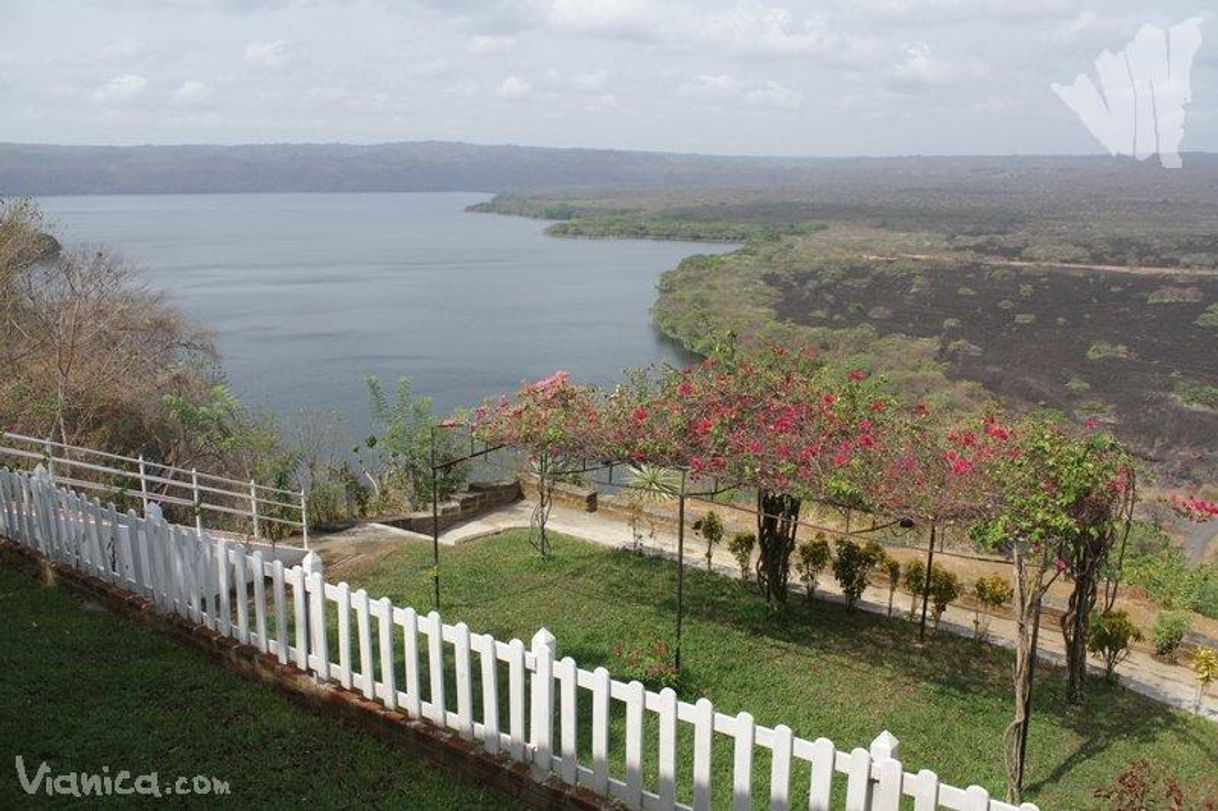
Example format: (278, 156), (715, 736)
(1, 0), (1214, 156)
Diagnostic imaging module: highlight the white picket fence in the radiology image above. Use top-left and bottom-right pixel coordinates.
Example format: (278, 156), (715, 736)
(0, 466), (1037, 811)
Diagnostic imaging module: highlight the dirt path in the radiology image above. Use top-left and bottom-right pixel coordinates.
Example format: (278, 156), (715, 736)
(864, 253), (1218, 278)
(311, 501), (1217, 721)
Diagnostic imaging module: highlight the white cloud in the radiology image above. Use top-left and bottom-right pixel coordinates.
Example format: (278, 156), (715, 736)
(570, 69), (609, 91)
(171, 79), (213, 105)
(100, 37), (140, 61)
(744, 80), (805, 109)
(1041, 11), (1097, 45)
(245, 39), (291, 68)
(89, 73), (147, 105)
(496, 74), (532, 98)
(678, 73), (744, 100)
(404, 57), (451, 78)
(888, 41), (960, 88)
(467, 35), (516, 55)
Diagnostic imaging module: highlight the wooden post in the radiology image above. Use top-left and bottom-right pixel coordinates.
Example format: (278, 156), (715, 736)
(676, 469), (686, 671)
(138, 455), (150, 513)
(249, 479), (261, 540)
(300, 489), (309, 549)
(191, 468), (203, 534)
(919, 523), (936, 643)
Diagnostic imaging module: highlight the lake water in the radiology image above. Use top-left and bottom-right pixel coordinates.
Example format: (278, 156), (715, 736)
(38, 192), (732, 427)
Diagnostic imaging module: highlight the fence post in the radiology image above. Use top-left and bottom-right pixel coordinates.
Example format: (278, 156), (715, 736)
(43, 437), (55, 483)
(191, 468), (202, 534)
(138, 455), (150, 513)
(249, 479), (261, 540)
(530, 627), (557, 778)
(300, 489), (309, 550)
(869, 731), (902, 811)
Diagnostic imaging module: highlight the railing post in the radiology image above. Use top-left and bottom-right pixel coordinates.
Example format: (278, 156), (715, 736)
(530, 627), (557, 778)
(300, 489), (309, 550)
(191, 468), (202, 535)
(249, 479), (261, 540)
(138, 454), (150, 513)
(44, 437), (55, 483)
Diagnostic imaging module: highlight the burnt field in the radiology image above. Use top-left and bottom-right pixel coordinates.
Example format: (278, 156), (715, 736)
(768, 260), (1218, 481)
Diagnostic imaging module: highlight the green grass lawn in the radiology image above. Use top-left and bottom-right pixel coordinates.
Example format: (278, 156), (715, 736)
(0, 563), (517, 809)
(348, 529), (1218, 809)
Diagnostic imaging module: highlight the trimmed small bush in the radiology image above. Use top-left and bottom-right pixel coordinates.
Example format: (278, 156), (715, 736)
(1153, 610), (1192, 660)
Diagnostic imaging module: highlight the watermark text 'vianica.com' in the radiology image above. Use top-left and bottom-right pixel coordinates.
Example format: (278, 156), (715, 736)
(15, 756), (230, 799)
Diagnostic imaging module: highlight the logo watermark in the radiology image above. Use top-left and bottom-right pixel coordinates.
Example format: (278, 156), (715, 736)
(15, 756), (230, 799)
(1053, 17), (1204, 168)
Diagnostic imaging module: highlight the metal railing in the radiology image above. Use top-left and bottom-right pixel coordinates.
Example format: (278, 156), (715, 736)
(0, 431), (308, 547)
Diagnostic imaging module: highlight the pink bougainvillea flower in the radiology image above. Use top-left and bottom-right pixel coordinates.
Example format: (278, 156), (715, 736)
(848, 369), (868, 381)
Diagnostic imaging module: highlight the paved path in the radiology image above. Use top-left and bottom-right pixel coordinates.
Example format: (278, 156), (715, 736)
(315, 500), (1218, 721)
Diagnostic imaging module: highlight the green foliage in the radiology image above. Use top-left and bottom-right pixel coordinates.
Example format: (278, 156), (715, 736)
(358, 376), (468, 515)
(1087, 342), (1133, 361)
(1088, 610), (1142, 678)
(974, 574), (1013, 609)
(1196, 303), (1218, 328)
(1123, 542), (1218, 619)
(1195, 648), (1218, 691)
(794, 535), (832, 601)
(693, 510), (725, 570)
(727, 532), (755, 583)
(928, 565), (962, 630)
(1174, 381), (1218, 410)
(1153, 610), (1192, 660)
(832, 538), (883, 610)
(545, 213), (811, 242)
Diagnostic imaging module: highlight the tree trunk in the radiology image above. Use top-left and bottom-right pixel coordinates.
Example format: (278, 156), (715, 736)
(1061, 564), (1098, 704)
(755, 490), (801, 607)
(1004, 546), (1045, 805)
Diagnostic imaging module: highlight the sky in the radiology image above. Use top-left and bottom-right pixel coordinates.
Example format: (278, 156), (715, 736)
(1, 0), (1215, 157)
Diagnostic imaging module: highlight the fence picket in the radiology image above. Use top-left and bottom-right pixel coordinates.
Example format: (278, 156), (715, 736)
(308, 571), (329, 679)
(252, 550), (268, 653)
(273, 560), (289, 664)
(913, 769), (940, 811)
(558, 657), (578, 786)
(771, 724), (793, 811)
(657, 687), (677, 808)
(692, 697), (714, 811)
(731, 712), (754, 811)
(844, 747), (872, 811)
(376, 598), (397, 710)
(591, 667), (611, 796)
(354, 589), (374, 700)
(625, 680), (646, 809)
(508, 638), (526, 761)
(291, 566), (307, 668)
(336, 582), (352, 690)
(402, 607), (422, 719)
(426, 611), (446, 726)
(478, 633), (499, 754)
(454, 622), (474, 739)
(232, 546), (250, 644)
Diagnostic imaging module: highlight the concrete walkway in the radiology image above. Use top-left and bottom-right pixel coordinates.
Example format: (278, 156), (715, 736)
(316, 500), (1218, 722)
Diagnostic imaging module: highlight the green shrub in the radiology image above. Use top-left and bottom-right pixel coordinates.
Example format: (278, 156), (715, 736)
(972, 574), (1012, 639)
(1087, 342), (1134, 361)
(902, 560), (927, 619)
(1153, 610), (1191, 660)
(956, 286), (976, 296)
(1196, 303), (1218, 328)
(832, 539), (883, 611)
(1014, 313), (1036, 324)
(1088, 610), (1142, 679)
(727, 532), (755, 583)
(928, 565), (962, 631)
(693, 511), (724, 571)
(794, 535), (832, 602)
(1174, 381), (1218, 410)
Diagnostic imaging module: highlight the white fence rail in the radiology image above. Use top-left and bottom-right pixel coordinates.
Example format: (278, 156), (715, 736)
(0, 431), (308, 546)
(0, 466), (1036, 811)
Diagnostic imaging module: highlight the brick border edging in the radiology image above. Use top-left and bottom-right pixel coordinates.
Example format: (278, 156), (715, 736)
(0, 540), (609, 810)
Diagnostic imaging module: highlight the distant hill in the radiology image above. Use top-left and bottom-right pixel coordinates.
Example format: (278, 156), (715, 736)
(2, 140), (1217, 196)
